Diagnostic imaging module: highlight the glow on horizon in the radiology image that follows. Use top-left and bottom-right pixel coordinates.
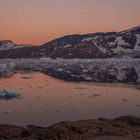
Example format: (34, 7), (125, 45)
(0, 0), (140, 45)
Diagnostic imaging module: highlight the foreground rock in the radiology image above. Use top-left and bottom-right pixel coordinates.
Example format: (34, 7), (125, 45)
(0, 116), (140, 140)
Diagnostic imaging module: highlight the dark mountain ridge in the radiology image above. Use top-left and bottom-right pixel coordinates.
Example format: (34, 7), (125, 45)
(0, 26), (140, 59)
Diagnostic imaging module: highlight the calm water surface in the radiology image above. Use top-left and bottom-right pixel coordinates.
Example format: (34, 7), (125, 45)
(0, 72), (140, 126)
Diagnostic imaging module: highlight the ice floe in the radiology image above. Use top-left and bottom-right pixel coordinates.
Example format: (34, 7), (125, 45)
(0, 58), (140, 83)
(0, 89), (21, 100)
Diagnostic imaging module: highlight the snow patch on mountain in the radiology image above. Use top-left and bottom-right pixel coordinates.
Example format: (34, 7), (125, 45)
(116, 36), (129, 47)
(82, 37), (95, 42)
(0, 40), (34, 51)
(63, 44), (72, 48)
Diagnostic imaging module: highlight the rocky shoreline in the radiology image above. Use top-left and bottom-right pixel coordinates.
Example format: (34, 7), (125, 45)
(0, 116), (140, 140)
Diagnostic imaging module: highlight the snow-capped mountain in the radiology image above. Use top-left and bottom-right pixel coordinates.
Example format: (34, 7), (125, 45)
(0, 40), (34, 51)
(0, 26), (140, 59)
(0, 40), (40, 58)
(41, 26), (140, 58)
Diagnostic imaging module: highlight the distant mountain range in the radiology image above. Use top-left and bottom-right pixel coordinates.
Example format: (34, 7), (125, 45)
(0, 26), (140, 59)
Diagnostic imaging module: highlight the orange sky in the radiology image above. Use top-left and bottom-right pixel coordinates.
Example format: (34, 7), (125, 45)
(0, 0), (140, 45)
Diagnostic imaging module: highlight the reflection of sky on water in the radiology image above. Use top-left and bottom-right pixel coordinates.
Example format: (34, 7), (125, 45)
(0, 72), (140, 127)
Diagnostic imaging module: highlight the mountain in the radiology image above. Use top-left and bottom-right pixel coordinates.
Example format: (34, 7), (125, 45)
(0, 40), (33, 51)
(0, 40), (40, 58)
(0, 26), (140, 59)
(40, 26), (140, 58)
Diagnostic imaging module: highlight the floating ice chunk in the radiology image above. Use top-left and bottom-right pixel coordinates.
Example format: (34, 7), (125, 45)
(93, 92), (101, 97)
(122, 98), (128, 102)
(89, 92), (101, 98)
(5, 110), (11, 114)
(0, 89), (20, 100)
(21, 76), (33, 79)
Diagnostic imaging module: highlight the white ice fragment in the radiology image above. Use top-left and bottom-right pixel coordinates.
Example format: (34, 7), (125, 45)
(63, 44), (71, 48)
(122, 98), (128, 102)
(5, 110), (11, 114)
(93, 92), (101, 97)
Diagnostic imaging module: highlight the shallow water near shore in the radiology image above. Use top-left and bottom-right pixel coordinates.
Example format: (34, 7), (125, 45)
(0, 72), (140, 127)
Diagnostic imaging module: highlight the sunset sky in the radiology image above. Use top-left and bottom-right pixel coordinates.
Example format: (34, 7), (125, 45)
(0, 0), (140, 45)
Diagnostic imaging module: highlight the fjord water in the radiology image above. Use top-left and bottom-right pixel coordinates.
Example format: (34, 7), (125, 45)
(0, 72), (140, 127)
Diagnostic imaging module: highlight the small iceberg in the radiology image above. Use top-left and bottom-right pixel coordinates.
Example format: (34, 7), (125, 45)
(5, 110), (11, 114)
(89, 92), (101, 98)
(122, 98), (128, 102)
(21, 76), (33, 80)
(93, 92), (101, 97)
(0, 89), (21, 100)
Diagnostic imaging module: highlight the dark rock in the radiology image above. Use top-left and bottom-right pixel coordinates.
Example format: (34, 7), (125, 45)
(123, 67), (138, 83)
(0, 124), (24, 139)
(114, 116), (140, 126)
(1, 116), (140, 139)
(20, 130), (31, 137)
